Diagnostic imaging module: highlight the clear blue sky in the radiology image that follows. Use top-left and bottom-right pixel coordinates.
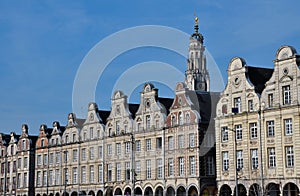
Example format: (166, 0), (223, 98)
(1, 0), (300, 135)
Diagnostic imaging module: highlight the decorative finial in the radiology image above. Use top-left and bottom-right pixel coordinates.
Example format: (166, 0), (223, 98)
(195, 16), (198, 25)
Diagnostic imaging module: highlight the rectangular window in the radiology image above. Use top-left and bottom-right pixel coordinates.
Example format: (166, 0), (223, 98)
(82, 148), (86, 161)
(268, 148), (276, 168)
(283, 85), (291, 105)
(125, 162), (131, 181)
(24, 173), (28, 187)
(206, 156), (215, 176)
(267, 120), (275, 137)
(90, 165), (94, 183)
(135, 161), (141, 177)
(248, 100), (253, 112)
(125, 142), (131, 153)
(17, 158), (22, 169)
(37, 155), (42, 166)
(37, 171), (41, 187)
(81, 166), (86, 183)
(90, 127), (94, 139)
(116, 163), (121, 181)
(284, 118), (293, 135)
(156, 137), (162, 149)
(98, 146), (103, 159)
(146, 115), (151, 130)
(179, 157), (185, 176)
(72, 167), (77, 184)
(236, 150), (243, 170)
(146, 160), (151, 179)
(221, 126), (228, 142)
(222, 151), (229, 171)
(49, 170), (53, 185)
(268, 94), (273, 107)
(250, 122), (258, 139)
(168, 136), (174, 150)
(251, 149), (258, 169)
(107, 144), (112, 155)
(55, 169), (60, 185)
(157, 159), (163, 179)
(44, 154), (48, 165)
(43, 171), (47, 186)
(146, 139), (151, 151)
(17, 173), (21, 188)
(107, 164), (112, 182)
(98, 164), (103, 183)
(178, 135), (184, 148)
(64, 168), (68, 185)
(116, 143), (121, 155)
(136, 140), (141, 152)
(49, 154), (53, 166)
(189, 133), (195, 147)
(55, 152), (60, 164)
(116, 121), (120, 135)
(286, 146), (294, 167)
(168, 158), (174, 176)
(90, 147), (94, 160)
(189, 156), (195, 176)
(235, 124), (242, 140)
(73, 149), (78, 162)
(234, 97), (241, 113)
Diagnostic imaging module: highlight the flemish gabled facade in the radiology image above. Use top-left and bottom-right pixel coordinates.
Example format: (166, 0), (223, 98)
(216, 46), (300, 196)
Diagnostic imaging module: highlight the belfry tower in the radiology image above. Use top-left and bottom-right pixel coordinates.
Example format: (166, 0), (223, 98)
(185, 17), (210, 91)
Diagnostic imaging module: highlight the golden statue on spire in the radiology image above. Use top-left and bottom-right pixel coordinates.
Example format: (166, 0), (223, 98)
(195, 16), (199, 24)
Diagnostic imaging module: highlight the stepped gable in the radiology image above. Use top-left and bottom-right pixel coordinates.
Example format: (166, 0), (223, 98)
(246, 66), (273, 94)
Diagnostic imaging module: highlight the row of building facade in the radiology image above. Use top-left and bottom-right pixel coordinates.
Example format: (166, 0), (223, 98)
(1, 18), (300, 196)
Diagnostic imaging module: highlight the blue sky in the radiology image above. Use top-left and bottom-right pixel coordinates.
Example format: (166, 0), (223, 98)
(1, 0), (300, 135)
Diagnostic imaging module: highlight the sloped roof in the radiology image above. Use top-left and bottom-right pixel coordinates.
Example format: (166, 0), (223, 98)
(157, 97), (174, 115)
(98, 110), (111, 124)
(246, 66), (273, 94)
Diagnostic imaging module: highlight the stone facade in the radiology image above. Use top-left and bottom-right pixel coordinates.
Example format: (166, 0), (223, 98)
(216, 46), (300, 196)
(0, 19), (219, 196)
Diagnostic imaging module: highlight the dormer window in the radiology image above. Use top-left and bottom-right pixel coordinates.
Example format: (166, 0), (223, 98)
(248, 100), (254, 112)
(116, 121), (120, 135)
(11, 146), (14, 155)
(41, 139), (44, 148)
(171, 115), (176, 126)
(90, 127), (94, 139)
(179, 112), (183, 125)
(22, 140), (26, 150)
(146, 115), (151, 130)
(66, 135), (69, 143)
(233, 97), (241, 113)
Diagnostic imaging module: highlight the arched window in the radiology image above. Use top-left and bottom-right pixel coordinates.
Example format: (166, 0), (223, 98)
(186, 113), (190, 124)
(171, 115), (176, 126)
(179, 112), (183, 125)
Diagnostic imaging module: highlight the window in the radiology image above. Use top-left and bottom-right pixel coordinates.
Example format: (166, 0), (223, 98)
(168, 158), (174, 176)
(156, 137), (162, 149)
(107, 144), (112, 155)
(116, 143), (121, 155)
(90, 147), (94, 160)
(73, 149), (78, 162)
(44, 154), (48, 165)
(107, 164), (112, 181)
(235, 124), (242, 140)
(55, 169), (60, 185)
(136, 140), (141, 152)
(284, 118), (293, 135)
(178, 135), (184, 148)
(267, 120), (275, 137)
(221, 126), (228, 142)
(72, 167), (77, 184)
(24, 173), (28, 187)
(116, 163), (121, 181)
(206, 156), (215, 176)
(66, 134), (70, 143)
(37, 171), (41, 187)
(233, 97), (241, 113)
(222, 104), (228, 114)
(189, 133), (195, 147)
(90, 127), (94, 139)
(90, 165), (94, 183)
(155, 120), (159, 129)
(157, 159), (163, 179)
(168, 136), (174, 150)
(189, 156), (195, 176)
(55, 152), (60, 164)
(49, 170), (53, 185)
(179, 112), (183, 125)
(125, 142), (131, 153)
(82, 148), (86, 161)
(81, 166), (86, 183)
(64, 151), (68, 163)
(43, 171), (47, 186)
(146, 115), (151, 130)
(98, 146), (103, 159)
(250, 123), (258, 139)
(222, 151), (229, 171)
(186, 113), (190, 124)
(248, 100), (254, 112)
(286, 146), (294, 167)
(64, 168), (68, 185)
(171, 115), (176, 126)
(283, 85), (291, 105)
(146, 160), (151, 179)
(251, 149), (258, 169)
(236, 150), (243, 170)
(116, 121), (120, 135)
(98, 164), (103, 183)
(137, 122), (142, 132)
(268, 148), (276, 168)
(49, 153), (53, 165)
(179, 157), (185, 176)
(136, 161), (141, 176)
(146, 139), (151, 151)
(18, 158), (21, 169)
(268, 94), (273, 107)
(37, 155), (42, 166)
(125, 162), (131, 180)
